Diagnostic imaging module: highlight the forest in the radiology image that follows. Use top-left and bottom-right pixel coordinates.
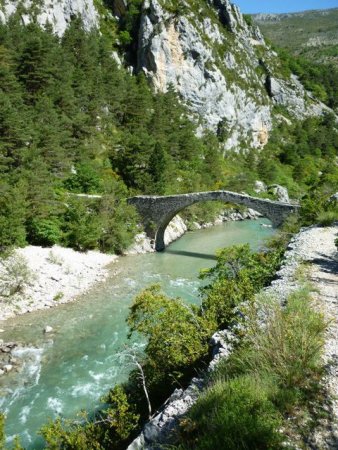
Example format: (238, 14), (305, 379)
(1, 13), (337, 255)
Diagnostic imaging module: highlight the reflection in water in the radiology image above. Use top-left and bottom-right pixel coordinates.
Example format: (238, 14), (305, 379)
(0, 219), (274, 448)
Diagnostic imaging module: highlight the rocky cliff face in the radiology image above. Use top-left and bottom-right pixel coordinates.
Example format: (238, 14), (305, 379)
(0, 0), (329, 149)
(0, 0), (98, 36)
(137, 0), (328, 150)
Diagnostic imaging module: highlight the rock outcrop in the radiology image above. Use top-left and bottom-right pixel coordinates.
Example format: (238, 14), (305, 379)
(0, 0), (330, 149)
(0, 0), (98, 36)
(137, 0), (328, 150)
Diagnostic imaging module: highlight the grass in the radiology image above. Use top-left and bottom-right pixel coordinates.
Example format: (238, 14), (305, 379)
(316, 208), (338, 226)
(176, 288), (327, 449)
(178, 375), (283, 450)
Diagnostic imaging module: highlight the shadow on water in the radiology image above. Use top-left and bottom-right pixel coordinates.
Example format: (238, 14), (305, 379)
(165, 249), (217, 261)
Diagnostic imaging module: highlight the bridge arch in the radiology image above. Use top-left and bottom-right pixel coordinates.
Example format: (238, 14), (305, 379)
(128, 191), (299, 251)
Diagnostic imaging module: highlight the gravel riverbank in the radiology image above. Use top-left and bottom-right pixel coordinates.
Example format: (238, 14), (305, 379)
(0, 246), (117, 322)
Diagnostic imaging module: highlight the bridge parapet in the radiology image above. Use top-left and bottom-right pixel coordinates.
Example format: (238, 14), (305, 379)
(128, 191), (299, 251)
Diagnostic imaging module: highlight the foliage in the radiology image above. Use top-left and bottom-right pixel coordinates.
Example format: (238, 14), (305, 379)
(316, 208), (338, 226)
(127, 284), (210, 389)
(199, 244), (284, 328)
(27, 217), (63, 246)
(0, 183), (27, 251)
(243, 14), (253, 27)
(0, 17), (226, 253)
(0, 413), (23, 450)
(227, 289), (326, 398)
(0, 253), (34, 297)
(179, 376), (283, 450)
(178, 288), (327, 449)
(274, 46), (338, 110)
(0, 413), (4, 450)
(40, 386), (139, 450)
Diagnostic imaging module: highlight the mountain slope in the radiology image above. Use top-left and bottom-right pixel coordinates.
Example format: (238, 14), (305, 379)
(135, 0), (328, 150)
(253, 8), (338, 67)
(0, 0), (331, 151)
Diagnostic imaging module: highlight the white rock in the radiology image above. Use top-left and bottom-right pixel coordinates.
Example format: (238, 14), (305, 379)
(4, 364), (13, 373)
(0, 0), (98, 36)
(269, 184), (290, 203)
(254, 180), (267, 194)
(44, 326), (54, 334)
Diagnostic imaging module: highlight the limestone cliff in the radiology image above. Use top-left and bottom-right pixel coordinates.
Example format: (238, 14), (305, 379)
(0, 0), (330, 150)
(136, 0), (328, 150)
(0, 0), (98, 36)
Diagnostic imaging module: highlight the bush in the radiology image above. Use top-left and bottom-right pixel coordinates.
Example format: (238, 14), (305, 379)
(178, 288), (326, 449)
(64, 164), (102, 194)
(216, 288), (327, 409)
(199, 244), (283, 329)
(98, 197), (139, 254)
(127, 285), (211, 390)
(179, 375), (283, 450)
(243, 14), (253, 27)
(62, 198), (101, 251)
(0, 183), (27, 251)
(316, 209), (338, 226)
(27, 217), (63, 246)
(0, 253), (34, 297)
(40, 386), (139, 450)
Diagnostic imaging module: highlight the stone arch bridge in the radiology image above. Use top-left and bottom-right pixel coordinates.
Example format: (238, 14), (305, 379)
(128, 191), (299, 251)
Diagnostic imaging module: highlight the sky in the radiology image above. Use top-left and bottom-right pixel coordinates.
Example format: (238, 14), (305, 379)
(234, 0), (338, 14)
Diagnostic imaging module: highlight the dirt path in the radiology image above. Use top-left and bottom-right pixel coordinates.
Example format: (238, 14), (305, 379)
(306, 226), (338, 449)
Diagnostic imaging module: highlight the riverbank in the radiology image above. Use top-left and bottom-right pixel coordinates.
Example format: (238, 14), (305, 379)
(0, 246), (117, 322)
(0, 209), (262, 322)
(128, 223), (338, 449)
(0, 216), (189, 323)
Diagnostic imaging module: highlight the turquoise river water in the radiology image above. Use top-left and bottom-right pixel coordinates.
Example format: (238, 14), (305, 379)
(0, 219), (274, 448)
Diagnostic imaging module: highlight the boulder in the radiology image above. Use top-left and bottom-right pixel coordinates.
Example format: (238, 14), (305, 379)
(329, 192), (338, 203)
(269, 184), (290, 203)
(44, 326), (53, 334)
(254, 180), (267, 194)
(3, 364), (13, 373)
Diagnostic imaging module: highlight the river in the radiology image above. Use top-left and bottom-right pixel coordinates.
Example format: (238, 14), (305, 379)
(0, 219), (274, 448)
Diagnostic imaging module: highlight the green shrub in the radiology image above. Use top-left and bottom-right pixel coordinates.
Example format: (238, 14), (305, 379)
(316, 209), (338, 226)
(62, 198), (101, 251)
(199, 244), (283, 328)
(215, 288), (326, 407)
(127, 285), (211, 390)
(243, 14), (253, 27)
(0, 254), (35, 297)
(0, 413), (5, 449)
(0, 184), (27, 251)
(27, 217), (62, 246)
(179, 375), (283, 450)
(178, 288), (326, 449)
(64, 164), (102, 194)
(98, 197), (139, 254)
(40, 386), (139, 450)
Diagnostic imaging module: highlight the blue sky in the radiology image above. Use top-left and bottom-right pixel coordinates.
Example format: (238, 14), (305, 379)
(234, 0), (338, 14)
